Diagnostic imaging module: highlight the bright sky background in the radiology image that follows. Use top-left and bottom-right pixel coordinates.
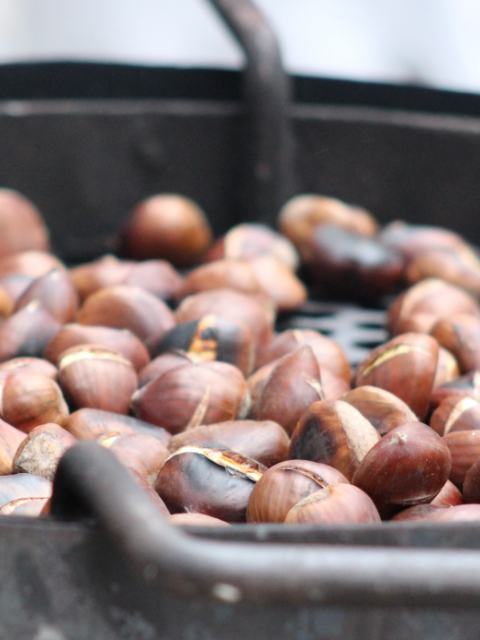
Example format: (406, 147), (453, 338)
(1, 0), (480, 92)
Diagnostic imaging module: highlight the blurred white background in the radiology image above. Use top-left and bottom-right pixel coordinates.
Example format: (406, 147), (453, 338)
(1, 0), (480, 92)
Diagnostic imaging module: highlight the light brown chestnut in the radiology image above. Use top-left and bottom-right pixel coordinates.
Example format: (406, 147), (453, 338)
(0, 250), (65, 282)
(0, 418), (27, 475)
(168, 419), (290, 468)
(63, 408), (171, 445)
(247, 255), (307, 312)
(0, 472), (52, 516)
(138, 351), (199, 388)
(121, 259), (184, 301)
(430, 479), (463, 507)
(0, 357), (58, 381)
(156, 445), (265, 522)
(15, 269), (79, 323)
(278, 194), (378, 248)
(341, 386), (417, 436)
(284, 483), (381, 525)
(12, 423), (77, 481)
(121, 194), (213, 266)
(431, 314), (480, 374)
(177, 259), (264, 301)
(98, 432), (169, 487)
(58, 345), (138, 415)
(250, 346), (324, 436)
(247, 459), (349, 523)
(44, 323), (150, 373)
(0, 372), (69, 432)
(355, 332), (439, 420)
(353, 421), (452, 518)
(433, 348), (460, 389)
(205, 222), (299, 271)
(76, 285), (175, 354)
(289, 400), (380, 481)
(131, 360), (249, 434)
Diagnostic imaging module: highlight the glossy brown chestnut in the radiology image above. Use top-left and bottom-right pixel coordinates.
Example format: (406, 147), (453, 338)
(76, 285), (175, 355)
(12, 423), (77, 481)
(355, 332), (439, 420)
(167, 419), (290, 468)
(138, 351), (199, 388)
(175, 288), (275, 352)
(443, 430), (480, 486)
(284, 483), (381, 525)
(430, 479), (463, 507)
(289, 400), (380, 481)
(256, 328), (351, 383)
(58, 345), (138, 415)
(341, 386), (417, 436)
(44, 323), (150, 373)
(278, 194), (378, 248)
(430, 396), (480, 436)
(156, 314), (255, 377)
(247, 460), (349, 524)
(205, 222), (299, 271)
(0, 301), (61, 362)
(0, 188), (50, 257)
(250, 346), (324, 436)
(131, 360), (249, 433)
(98, 432), (169, 487)
(15, 269), (79, 323)
(0, 372), (69, 433)
(63, 408), (171, 445)
(353, 421), (452, 518)
(156, 445), (265, 522)
(121, 194), (213, 266)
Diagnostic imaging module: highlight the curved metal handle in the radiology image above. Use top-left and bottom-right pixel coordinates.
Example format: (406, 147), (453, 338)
(207, 0), (293, 225)
(52, 442), (480, 608)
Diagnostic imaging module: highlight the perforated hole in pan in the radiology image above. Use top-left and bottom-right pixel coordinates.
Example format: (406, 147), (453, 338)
(277, 300), (389, 366)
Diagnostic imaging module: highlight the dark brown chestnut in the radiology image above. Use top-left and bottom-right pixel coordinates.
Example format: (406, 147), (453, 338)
(353, 421), (452, 518)
(289, 399), (380, 481)
(156, 445), (265, 522)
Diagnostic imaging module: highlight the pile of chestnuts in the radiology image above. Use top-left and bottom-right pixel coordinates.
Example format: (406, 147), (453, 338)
(3, 187), (480, 526)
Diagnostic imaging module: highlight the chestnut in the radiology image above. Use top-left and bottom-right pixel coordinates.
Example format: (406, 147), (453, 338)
(378, 221), (466, 262)
(76, 285), (175, 355)
(122, 259), (184, 302)
(58, 345), (138, 415)
(0, 418), (27, 475)
(250, 346), (324, 436)
(462, 457), (480, 504)
(429, 371), (480, 414)
(433, 348), (460, 389)
(69, 255), (134, 301)
(431, 314), (480, 373)
(0, 372), (69, 433)
(278, 194), (378, 248)
(352, 421), (452, 518)
(289, 400), (380, 481)
(341, 386), (417, 436)
(247, 256), (307, 312)
(177, 259), (264, 301)
(247, 460), (349, 523)
(0, 189), (50, 257)
(167, 419), (290, 468)
(98, 432), (169, 487)
(44, 323), (150, 373)
(430, 479), (463, 507)
(156, 445), (265, 522)
(205, 222), (299, 271)
(443, 430), (480, 486)
(156, 314), (255, 377)
(138, 351), (198, 388)
(15, 268), (79, 323)
(0, 250), (65, 282)
(0, 357), (58, 381)
(121, 194), (213, 266)
(12, 423), (77, 481)
(355, 332), (439, 420)
(131, 360), (249, 433)
(63, 408), (171, 445)
(430, 396), (480, 436)
(0, 301), (61, 362)
(284, 483), (381, 525)
(0, 472), (52, 516)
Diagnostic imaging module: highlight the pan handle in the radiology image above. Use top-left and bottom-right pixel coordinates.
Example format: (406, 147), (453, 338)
(207, 0), (293, 226)
(52, 441), (480, 608)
